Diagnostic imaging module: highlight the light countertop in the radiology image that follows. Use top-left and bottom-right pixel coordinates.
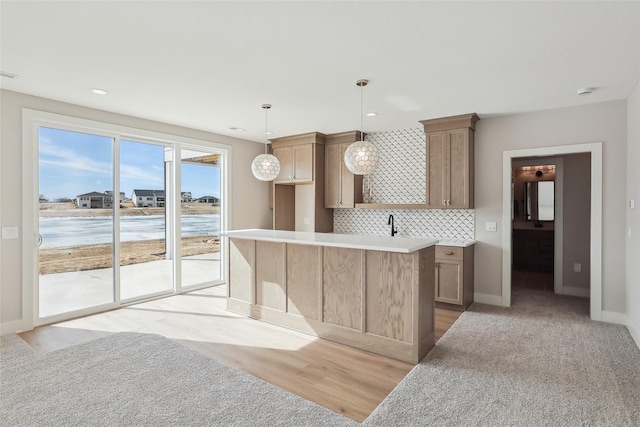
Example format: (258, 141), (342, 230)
(436, 239), (476, 248)
(221, 229), (439, 253)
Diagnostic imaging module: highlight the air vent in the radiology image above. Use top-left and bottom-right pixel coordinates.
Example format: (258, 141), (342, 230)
(0, 71), (19, 79)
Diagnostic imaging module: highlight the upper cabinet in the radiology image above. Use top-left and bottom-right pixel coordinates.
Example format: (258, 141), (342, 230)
(269, 132), (333, 233)
(420, 113), (479, 209)
(324, 131), (364, 208)
(271, 134), (317, 184)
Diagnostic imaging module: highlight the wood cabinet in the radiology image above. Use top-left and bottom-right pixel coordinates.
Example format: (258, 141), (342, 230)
(324, 131), (363, 208)
(421, 113), (479, 209)
(269, 132), (333, 232)
(512, 229), (554, 272)
(273, 144), (314, 184)
(435, 245), (474, 310)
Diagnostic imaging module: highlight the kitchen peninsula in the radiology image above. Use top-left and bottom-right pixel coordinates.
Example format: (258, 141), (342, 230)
(222, 229), (438, 363)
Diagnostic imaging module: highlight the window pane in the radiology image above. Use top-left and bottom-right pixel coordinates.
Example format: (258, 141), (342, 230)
(119, 140), (173, 300)
(38, 127), (115, 317)
(181, 150), (222, 288)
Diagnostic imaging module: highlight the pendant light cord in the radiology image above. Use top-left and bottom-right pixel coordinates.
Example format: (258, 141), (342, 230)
(262, 104), (271, 155)
(360, 84), (364, 142)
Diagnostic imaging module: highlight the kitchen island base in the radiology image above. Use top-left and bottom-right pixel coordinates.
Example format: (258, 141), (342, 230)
(226, 233), (436, 364)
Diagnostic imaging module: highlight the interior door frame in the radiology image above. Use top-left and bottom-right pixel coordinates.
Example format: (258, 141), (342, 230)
(502, 142), (602, 321)
(22, 109), (231, 331)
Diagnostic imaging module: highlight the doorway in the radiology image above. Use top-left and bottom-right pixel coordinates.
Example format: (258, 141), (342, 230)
(502, 143), (602, 320)
(511, 160), (559, 294)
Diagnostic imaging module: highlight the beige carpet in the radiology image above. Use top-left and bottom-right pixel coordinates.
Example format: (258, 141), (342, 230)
(0, 332), (357, 426)
(365, 289), (640, 426)
(0, 333), (35, 363)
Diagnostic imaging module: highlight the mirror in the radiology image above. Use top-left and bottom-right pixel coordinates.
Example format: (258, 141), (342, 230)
(524, 181), (554, 221)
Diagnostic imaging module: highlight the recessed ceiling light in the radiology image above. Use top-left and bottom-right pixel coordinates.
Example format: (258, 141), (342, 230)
(577, 87), (593, 96)
(366, 112), (377, 117)
(229, 127), (246, 132)
(91, 88), (108, 95)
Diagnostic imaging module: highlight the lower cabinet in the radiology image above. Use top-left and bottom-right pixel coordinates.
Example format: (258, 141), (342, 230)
(435, 245), (474, 310)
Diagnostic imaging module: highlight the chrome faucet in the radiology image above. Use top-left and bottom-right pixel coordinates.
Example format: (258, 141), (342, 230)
(388, 215), (398, 237)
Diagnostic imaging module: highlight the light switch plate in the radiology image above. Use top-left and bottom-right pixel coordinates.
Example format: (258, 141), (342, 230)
(485, 222), (497, 232)
(2, 227), (19, 239)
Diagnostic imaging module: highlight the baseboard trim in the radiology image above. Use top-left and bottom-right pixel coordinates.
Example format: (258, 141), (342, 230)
(1, 319), (24, 336)
(473, 293), (504, 307)
(559, 286), (590, 298)
(601, 310), (627, 325)
(625, 318), (640, 350)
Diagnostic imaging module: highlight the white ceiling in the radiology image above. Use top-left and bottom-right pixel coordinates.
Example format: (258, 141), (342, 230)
(1, 1), (639, 143)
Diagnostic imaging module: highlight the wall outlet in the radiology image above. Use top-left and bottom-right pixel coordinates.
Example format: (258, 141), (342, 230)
(630, 199), (636, 209)
(485, 222), (497, 232)
(1, 227), (19, 239)
(303, 217), (310, 225)
(574, 263), (582, 273)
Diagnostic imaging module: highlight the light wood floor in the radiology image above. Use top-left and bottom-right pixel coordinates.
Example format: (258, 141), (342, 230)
(19, 285), (462, 422)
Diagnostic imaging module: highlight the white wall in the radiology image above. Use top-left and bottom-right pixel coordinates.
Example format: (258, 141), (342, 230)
(0, 89), (272, 330)
(626, 81), (640, 346)
(475, 100), (628, 313)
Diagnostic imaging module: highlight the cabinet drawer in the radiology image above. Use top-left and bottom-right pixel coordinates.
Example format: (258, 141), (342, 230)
(436, 246), (463, 261)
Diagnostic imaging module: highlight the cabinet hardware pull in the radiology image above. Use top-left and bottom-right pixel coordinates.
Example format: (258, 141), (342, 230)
(445, 251), (454, 255)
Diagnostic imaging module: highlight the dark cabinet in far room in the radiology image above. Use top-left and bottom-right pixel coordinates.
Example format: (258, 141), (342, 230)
(512, 229), (554, 272)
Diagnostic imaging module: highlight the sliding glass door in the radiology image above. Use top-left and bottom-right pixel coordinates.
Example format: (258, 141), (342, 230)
(29, 112), (227, 326)
(38, 127), (116, 318)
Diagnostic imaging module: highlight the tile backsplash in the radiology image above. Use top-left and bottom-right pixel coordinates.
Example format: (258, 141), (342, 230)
(361, 128), (426, 204)
(334, 208), (475, 240)
(334, 128), (475, 241)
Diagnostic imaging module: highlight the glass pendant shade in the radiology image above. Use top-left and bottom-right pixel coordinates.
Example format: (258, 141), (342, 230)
(251, 103), (280, 181)
(344, 139), (379, 175)
(251, 153), (281, 181)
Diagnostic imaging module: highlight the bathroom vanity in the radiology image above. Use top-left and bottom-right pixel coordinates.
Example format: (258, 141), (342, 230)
(221, 229), (438, 364)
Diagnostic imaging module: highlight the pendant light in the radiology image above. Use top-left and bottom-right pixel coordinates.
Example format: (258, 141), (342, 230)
(344, 79), (379, 175)
(251, 104), (281, 181)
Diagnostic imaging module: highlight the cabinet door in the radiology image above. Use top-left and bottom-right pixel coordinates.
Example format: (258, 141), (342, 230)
(324, 143), (341, 208)
(273, 146), (294, 183)
(426, 131), (446, 207)
(293, 144), (313, 182)
(435, 259), (463, 305)
(447, 128), (471, 208)
(427, 129), (471, 208)
(339, 143), (358, 208)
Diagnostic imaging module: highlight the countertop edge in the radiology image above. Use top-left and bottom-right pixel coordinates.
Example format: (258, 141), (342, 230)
(436, 240), (477, 248)
(221, 229), (439, 253)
